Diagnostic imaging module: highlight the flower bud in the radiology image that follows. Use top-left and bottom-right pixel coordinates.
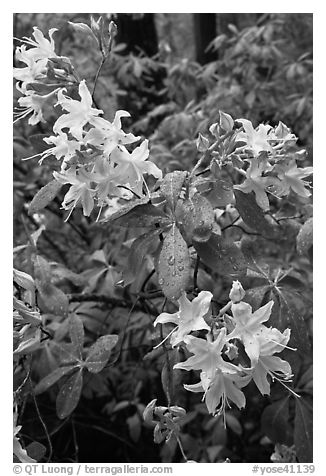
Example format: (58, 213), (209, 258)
(196, 133), (209, 152)
(143, 399), (157, 424)
(229, 280), (245, 303)
(219, 110), (234, 132)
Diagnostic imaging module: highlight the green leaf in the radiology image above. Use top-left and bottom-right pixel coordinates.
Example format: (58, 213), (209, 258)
(234, 190), (274, 235)
(296, 218), (313, 256)
(34, 366), (77, 395)
(261, 398), (292, 445)
(193, 233), (248, 277)
(29, 180), (63, 215)
(158, 224), (191, 300)
(160, 170), (188, 210)
(69, 314), (84, 359)
(294, 396), (313, 462)
(180, 193), (214, 243)
(56, 369), (84, 419)
(85, 334), (119, 373)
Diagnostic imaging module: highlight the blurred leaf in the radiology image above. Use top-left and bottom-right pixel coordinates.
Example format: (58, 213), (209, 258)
(25, 442), (47, 462)
(127, 413), (142, 442)
(56, 369), (83, 419)
(261, 397), (292, 445)
(29, 134), (51, 153)
(294, 396), (313, 462)
(158, 224), (191, 300)
(29, 180), (63, 215)
(85, 334), (119, 373)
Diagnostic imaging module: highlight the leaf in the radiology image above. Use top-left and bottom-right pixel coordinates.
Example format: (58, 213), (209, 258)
(294, 396), (313, 462)
(127, 413), (142, 442)
(193, 233), (248, 277)
(234, 190), (274, 235)
(25, 442), (47, 462)
(108, 203), (169, 228)
(101, 197), (149, 223)
(160, 170), (188, 210)
(180, 193), (214, 243)
(270, 289), (310, 353)
(56, 369), (84, 419)
(261, 398), (292, 445)
(243, 285), (271, 310)
(197, 178), (234, 207)
(34, 365), (77, 395)
(29, 180), (63, 215)
(158, 224), (191, 300)
(69, 314), (84, 359)
(33, 255), (69, 316)
(85, 334), (119, 373)
(124, 229), (161, 285)
(296, 218), (313, 256)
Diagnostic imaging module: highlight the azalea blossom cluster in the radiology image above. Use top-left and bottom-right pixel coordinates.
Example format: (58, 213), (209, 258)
(13, 27), (75, 125)
(14, 28), (162, 219)
(232, 117), (313, 210)
(154, 281), (295, 418)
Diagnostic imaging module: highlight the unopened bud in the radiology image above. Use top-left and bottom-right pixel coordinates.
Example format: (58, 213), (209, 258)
(209, 122), (219, 138)
(219, 110), (234, 132)
(196, 133), (209, 152)
(229, 280), (245, 303)
(143, 399), (157, 424)
(109, 21), (118, 38)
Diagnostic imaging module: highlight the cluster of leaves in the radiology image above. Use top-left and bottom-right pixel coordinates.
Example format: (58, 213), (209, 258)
(13, 14), (312, 464)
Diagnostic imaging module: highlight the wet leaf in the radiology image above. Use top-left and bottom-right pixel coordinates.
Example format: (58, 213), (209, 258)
(56, 369), (84, 419)
(85, 334), (119, 373)
(69, 314), (84, 359)
(193, 233), (248, 277)
(234, 190), (274, 235)
(160, 171), (188, 210)
(181, 193), (214, 243)
(34, 365), (77, 395)
(297, 218), (313, 256)
(158, 224), (191, 300)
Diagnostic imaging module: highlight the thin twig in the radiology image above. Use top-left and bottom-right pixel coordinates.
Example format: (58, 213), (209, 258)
(28, 377), (53, 462)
